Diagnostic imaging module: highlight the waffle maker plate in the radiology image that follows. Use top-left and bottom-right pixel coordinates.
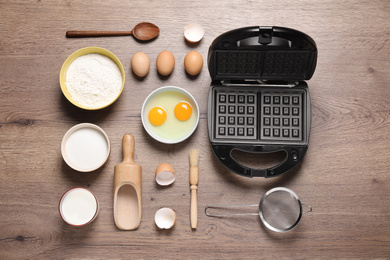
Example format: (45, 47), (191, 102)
(207, 26), (317, 178)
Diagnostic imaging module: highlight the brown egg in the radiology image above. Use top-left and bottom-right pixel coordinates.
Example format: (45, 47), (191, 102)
(184, 51), (203, 76)
(131, 52), (150, 78)
(156, 50), (175, 76)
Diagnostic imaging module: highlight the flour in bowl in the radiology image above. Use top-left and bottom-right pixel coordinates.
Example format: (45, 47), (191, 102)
(66, 53), (123, 109)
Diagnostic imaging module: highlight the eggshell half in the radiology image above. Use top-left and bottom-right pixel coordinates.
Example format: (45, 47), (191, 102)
(155, 163), (175, 186)
(184, 24), (204, 43)
(155, 207), (176, 229)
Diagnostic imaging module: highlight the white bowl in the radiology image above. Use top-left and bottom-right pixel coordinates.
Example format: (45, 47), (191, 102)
(141, 86), (199, 144)
(61, 123), (110, 172)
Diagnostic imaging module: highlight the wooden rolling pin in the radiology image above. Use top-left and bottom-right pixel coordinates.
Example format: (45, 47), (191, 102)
(113, 134), (142, 230)
(189, 149), (199, 229)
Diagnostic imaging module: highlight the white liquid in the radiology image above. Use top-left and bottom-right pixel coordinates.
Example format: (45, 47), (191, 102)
(65, 127), (108, 171)
(60, 188), (98, 225)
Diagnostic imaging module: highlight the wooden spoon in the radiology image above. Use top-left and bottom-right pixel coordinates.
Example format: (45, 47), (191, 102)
(66, 22), (159, 41)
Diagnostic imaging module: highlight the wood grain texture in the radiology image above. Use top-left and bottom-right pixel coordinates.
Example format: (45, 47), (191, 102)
(1, 0), (390, 259)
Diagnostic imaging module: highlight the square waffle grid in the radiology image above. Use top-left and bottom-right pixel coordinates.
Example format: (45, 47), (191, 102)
(260, 92), (302, 141)
(216, 51), (261, 76)
(215, 91), (258, 140)
(262, 51), (310, 78)
(214, 89), (304, 142)
(215, 50), (311, 79)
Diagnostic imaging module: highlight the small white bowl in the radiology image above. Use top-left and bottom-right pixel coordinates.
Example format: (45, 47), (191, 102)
(61, 123), (110, 172)
(141, 86), (199, 144)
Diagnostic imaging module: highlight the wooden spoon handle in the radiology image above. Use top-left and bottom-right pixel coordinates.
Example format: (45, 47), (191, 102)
(66, 31), (133, 38)
(122, 134), (135, 164)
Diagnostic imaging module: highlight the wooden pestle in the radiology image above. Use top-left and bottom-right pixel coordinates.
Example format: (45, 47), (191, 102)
(113, 134), (142, 230)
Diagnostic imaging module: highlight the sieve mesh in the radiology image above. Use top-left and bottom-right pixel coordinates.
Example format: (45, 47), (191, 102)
(260, 188), (302, 232)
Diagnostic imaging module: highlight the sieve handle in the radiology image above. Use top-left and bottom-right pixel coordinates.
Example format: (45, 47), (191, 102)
(205, 204), (259, 217)
(302, 203), (312, 215)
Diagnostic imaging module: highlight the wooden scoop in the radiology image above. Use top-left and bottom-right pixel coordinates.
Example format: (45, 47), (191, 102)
(114, 134), (142, 230)
(66, 22), (160, 41)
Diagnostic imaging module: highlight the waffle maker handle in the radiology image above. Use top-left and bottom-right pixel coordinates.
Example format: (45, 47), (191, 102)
(211, 144), (308, 178)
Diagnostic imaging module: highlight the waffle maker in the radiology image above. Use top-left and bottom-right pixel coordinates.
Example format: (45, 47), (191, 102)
(207, 26), (317, 178)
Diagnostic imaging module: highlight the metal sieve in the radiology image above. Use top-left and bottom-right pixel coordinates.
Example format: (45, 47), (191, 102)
(205, 187), (312, 232)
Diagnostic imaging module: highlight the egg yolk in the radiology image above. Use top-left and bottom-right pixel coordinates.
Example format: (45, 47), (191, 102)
(174, 102), (192, 121)
(149, 106), (167, 126)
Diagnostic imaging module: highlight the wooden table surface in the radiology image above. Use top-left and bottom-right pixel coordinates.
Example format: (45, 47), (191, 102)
(1, 0), (389, 259)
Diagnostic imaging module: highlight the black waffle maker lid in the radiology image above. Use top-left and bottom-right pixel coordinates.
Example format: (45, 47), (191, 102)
(207, 26), (317, 178)
(208, 26), (317, 82)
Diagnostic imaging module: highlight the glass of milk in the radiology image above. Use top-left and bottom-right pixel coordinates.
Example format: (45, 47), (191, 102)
(59, 187), (99, 226)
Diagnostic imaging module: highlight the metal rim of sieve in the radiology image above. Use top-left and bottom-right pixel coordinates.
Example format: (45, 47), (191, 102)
(259, 187), (304, 232)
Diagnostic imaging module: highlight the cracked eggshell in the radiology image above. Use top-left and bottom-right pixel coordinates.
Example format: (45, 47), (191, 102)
(155, 207), (176, 229)
(184, 24), (204, 43)
(155, 163), (176, 186)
